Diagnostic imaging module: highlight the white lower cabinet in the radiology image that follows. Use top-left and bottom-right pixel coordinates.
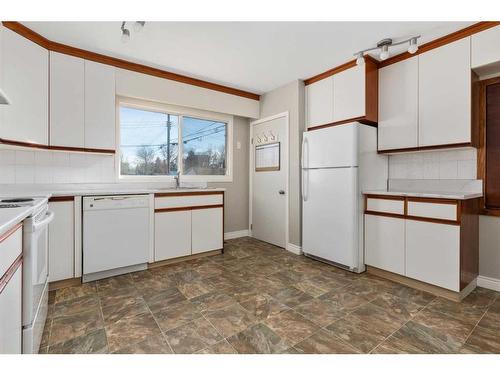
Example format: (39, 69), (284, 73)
(48, 200), (75, 282)
(0, 266), (22, 354)
(154, 210), (192, 261)
(192, 208), (223, 255)
(364, 214), (405, 275)
(405, 220), (460, 292)
(153, 193), (224, 262)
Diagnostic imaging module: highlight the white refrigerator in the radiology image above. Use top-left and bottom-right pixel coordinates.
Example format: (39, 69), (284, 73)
(301, 122), (387, 273)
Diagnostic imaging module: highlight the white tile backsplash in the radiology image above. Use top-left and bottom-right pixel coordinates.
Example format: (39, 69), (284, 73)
(0, 150), (116, 184)
(388, 148), (477, 180)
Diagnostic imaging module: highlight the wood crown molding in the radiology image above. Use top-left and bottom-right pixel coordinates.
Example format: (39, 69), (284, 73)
(304, 22), (500, 85)
(1, 21), (260, 101)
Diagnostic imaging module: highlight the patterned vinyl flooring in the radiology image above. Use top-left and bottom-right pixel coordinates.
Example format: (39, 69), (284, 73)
(39, 237), (500, 354)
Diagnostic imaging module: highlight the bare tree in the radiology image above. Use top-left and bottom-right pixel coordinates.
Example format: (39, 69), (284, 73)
(135, 145), (156, 175)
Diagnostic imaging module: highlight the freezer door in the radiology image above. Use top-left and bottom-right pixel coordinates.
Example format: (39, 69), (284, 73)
(302, 167), (358, 269)
(302, 123), (359, 169)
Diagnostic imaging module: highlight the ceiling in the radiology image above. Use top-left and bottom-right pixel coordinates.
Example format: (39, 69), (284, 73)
(24, 21), (474, 94)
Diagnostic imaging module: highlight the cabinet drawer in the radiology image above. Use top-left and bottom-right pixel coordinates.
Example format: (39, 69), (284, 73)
(0, 225), (22, 279)
(155, 193), (223, 210)
(366, 197), (405, 215)
(407, 200), (458, 222)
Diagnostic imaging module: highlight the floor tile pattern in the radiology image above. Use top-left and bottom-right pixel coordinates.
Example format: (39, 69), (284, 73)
(39, 237), (500, 354)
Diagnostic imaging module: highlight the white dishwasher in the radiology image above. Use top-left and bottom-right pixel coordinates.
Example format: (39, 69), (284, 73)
(83, 195), (150, 282)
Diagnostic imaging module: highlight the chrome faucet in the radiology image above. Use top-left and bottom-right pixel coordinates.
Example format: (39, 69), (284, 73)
(174, 172), (180, 189)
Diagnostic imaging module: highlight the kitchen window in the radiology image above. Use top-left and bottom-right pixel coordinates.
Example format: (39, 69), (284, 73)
(117, 98), (232, 182)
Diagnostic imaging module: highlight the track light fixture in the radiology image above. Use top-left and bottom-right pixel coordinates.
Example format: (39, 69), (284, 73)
(120, 21), (146, 42)
(354, 35), (421, 65)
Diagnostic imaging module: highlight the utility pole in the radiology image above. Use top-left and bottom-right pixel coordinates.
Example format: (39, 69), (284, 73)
(166, 114), (171, 175)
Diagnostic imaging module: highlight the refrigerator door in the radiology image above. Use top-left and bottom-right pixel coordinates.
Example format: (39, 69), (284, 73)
(302, 167), (358, 269)
(302, 123), (359, 169)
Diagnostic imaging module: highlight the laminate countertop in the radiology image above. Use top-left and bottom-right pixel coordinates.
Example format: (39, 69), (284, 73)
(363, 190), (483, 200)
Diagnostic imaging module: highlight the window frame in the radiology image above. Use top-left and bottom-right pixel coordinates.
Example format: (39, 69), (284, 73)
(116, 96), (233, 183)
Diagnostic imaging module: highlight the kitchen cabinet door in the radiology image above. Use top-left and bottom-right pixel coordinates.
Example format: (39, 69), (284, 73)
(191, 207), (223, 254)
(85, 60), (116, 150)
(154, 210), (191, 261)
(1, 28), (48, 145)
(305, 76), (334, 128)
(48, 200), (75, 282)
(364, 214), (405, 275)
(418, 38), (471, 147)
(333, 65), (365, 122)
(405, 219), (460, 291)
(378, 57), (418, 150)
(0, 265), (22, 354)
(471, 25), (500, 69)
(50, 52), (85, 148)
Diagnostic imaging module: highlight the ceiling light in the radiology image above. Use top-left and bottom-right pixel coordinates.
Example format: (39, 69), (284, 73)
(134, 21), (145, 32)
(121, 22), (130, 43)
(353, 35), (420, 63)
(355, 52), (365, 66)
(408, 37), (418, 54)
(379, 45), (390, 60)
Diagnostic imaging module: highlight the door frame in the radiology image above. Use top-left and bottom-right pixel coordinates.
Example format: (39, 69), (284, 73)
(249, 111), (289, 249)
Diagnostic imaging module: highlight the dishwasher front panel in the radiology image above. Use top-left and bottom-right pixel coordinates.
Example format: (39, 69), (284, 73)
(83, 195), (150, 276)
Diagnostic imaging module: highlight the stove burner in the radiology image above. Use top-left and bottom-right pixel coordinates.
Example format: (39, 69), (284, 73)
(1, 198), (35, 203)
(0, 204), (22, 208)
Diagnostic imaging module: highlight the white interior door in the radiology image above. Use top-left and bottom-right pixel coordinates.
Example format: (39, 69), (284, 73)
(250, 114), (288, 248)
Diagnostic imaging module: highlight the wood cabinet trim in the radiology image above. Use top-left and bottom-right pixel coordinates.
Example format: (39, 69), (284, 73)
(365, 194), (406, 201)
(0, 254), (22, 294)
(155, 204), (223, 213)
(0, 138), (115, 154)
(477, 76), (500, 215)
(154, 191), (224, 197)
(1, 21), (260, 101)
(379, 22), (500, 68)
(48, 196), (75, 202)
(0, 223), (22, 244)
(377, 142), (473, 154)
(307, 116), (376, 132)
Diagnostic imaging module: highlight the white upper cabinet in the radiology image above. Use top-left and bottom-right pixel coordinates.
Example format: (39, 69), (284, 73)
(84, 61), (116, 150)
(418, 37), (471, 147)
(332, 65), (365, 122)
(50, 52), (85, 148)
(305, 76), (334, 128)
(0, 28), (48, 145)
(378, 57), (418, 150)
(471, 25), (500, 69)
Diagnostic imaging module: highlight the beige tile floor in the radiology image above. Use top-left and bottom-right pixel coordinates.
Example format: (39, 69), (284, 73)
(39, 237), (500, 354)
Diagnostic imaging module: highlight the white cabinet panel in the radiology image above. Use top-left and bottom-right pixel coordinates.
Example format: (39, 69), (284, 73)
(48, 201), (74, 282)
(1, 28), (48, 145)
(418, 38), (471, 147)
(50, 52), (85, 148)
(85, 61), (116, 150)
(305, 77), (334, 128)
(0, 225), (21, 278)
(154, 210), (191, 261)
(365, 214), (405, 275)
(471, 26), (500, 69)
(366, 197), (405, 215)
(155, 194), (223, 209)
(407, 201), (458, 221)
(333, 65), (365, 121)
(378, 57), (418, 150)
(405, 220), (460, 291)
(192, 207), (223, 254)
(0, 265), (22, 354)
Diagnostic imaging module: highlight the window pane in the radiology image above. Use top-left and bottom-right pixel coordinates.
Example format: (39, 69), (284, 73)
(120, 106), (179, 176)
(182, 117), (227, 175)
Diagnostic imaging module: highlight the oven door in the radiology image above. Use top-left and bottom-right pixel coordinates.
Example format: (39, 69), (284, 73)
(23, 209), (54, 326)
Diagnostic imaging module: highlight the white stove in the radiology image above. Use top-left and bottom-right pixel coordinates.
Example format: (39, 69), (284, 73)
(0, 196), (53, 354)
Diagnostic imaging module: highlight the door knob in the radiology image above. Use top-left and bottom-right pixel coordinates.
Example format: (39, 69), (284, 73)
(278, 190), (285, 195)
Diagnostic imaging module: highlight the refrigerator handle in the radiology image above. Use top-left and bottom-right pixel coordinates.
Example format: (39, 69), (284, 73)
(302, 169), (308, 202)
(301, 136), (308, 169)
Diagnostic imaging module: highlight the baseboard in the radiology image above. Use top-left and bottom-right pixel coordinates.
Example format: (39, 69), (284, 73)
(286, 243), (302, 255)
(477, 275), (500, 292)
(224, 229), (250, 240)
